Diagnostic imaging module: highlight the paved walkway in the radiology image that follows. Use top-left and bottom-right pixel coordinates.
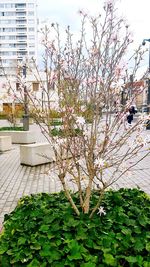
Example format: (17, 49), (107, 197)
(0, 121), (150, 230)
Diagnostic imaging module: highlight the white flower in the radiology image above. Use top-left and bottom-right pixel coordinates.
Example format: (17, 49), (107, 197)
(61, 107), (66, 113)
(22, 259), (28, 263)
(94, 157), (106, 168)
(76, 116), (85, 126)
(136, 124), (145, 133)
(76, 158), (84, 165)
(135, 136), (147, 146)
(83, 128), (89, 137)
(97, 206), (106, 216)
(56, 138), (65, 146)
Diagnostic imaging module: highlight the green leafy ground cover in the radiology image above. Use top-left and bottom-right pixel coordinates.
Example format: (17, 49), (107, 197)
(49, 120), (63, 126)
(51, 128), (82, 137)
(0, 188), (150, 266)
(0, 127), (24, 131)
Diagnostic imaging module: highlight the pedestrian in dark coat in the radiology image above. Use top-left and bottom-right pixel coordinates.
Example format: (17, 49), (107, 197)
(127, 106), (135, 124)
(127, 113), (133, 124)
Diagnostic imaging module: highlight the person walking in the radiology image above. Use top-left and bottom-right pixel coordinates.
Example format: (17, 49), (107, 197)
(127, 106), (137, 125)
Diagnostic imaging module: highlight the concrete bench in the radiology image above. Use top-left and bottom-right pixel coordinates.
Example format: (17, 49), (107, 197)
(20, 141), (73, 166)
(0, 131), (35, 144)
(0, 136), (12, 152)
(20, 143), (55, 166)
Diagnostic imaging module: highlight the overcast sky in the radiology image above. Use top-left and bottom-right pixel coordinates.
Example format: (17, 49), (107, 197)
(37, 0), (150, 71)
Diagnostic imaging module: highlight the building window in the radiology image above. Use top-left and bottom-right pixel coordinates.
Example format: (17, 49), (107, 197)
(5, 4), (15, 8)
(9, 36), (16, 40)
(4, 12), (16, 16)
(16, 28), (27, 32)
(17, 35), (27, 40)
(16, 12), (26, 16)
(29, 51), (35, 55)
(18, 51), (27, 56)
(16, 82), (20, 91)
(0, 44), (16, 48)
(28, 19), (34, 24)
(0, 36), (16, 40)
(29, 35), (35, 40)
(0, 20), (16, 24)
(17, 44), (27, 48)
(10, 44), (16, 48)
(28, 3), (34, 8)
(28, 11), (34, 16)
(15, 4), (26, 8)
(4, 28), (16, 32)
(32, 82), (39, 91)
(16, 20), (27, 24)
(28, 27), (34, 31)
(29, 44), (35, 48)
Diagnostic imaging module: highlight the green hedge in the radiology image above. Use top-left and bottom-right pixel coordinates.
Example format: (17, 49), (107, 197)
(0, 126), (23, 131)
(0, 113), (7, 120)
(0, 188), (150, 266)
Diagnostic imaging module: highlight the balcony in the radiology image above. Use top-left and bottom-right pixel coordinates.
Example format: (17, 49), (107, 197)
(16, 29), (27, 33)
(16, 12), (26, 16)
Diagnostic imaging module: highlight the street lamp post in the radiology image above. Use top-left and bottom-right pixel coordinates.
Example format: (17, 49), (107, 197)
(22, 63), (29, 131)
(142, 38), (150, 113)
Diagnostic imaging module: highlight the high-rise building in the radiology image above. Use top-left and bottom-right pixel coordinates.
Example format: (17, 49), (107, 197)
(0, 0), (38, 75)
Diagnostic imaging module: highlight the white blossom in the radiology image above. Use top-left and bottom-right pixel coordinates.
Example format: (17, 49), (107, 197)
(135, 136), (148, 147)
(136, 124), (145, 133)
(76, 158), (84, 166)
(97, 206), (106, 216)
(22, 259), (28, 263)
(76, 116), (85, 126)
(94, 157), (106, 169)
(83, 129), (89, 138)
(56, 138), (65, 146)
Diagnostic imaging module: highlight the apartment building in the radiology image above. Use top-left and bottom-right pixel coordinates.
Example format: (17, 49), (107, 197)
(0, 0), (38, 76)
